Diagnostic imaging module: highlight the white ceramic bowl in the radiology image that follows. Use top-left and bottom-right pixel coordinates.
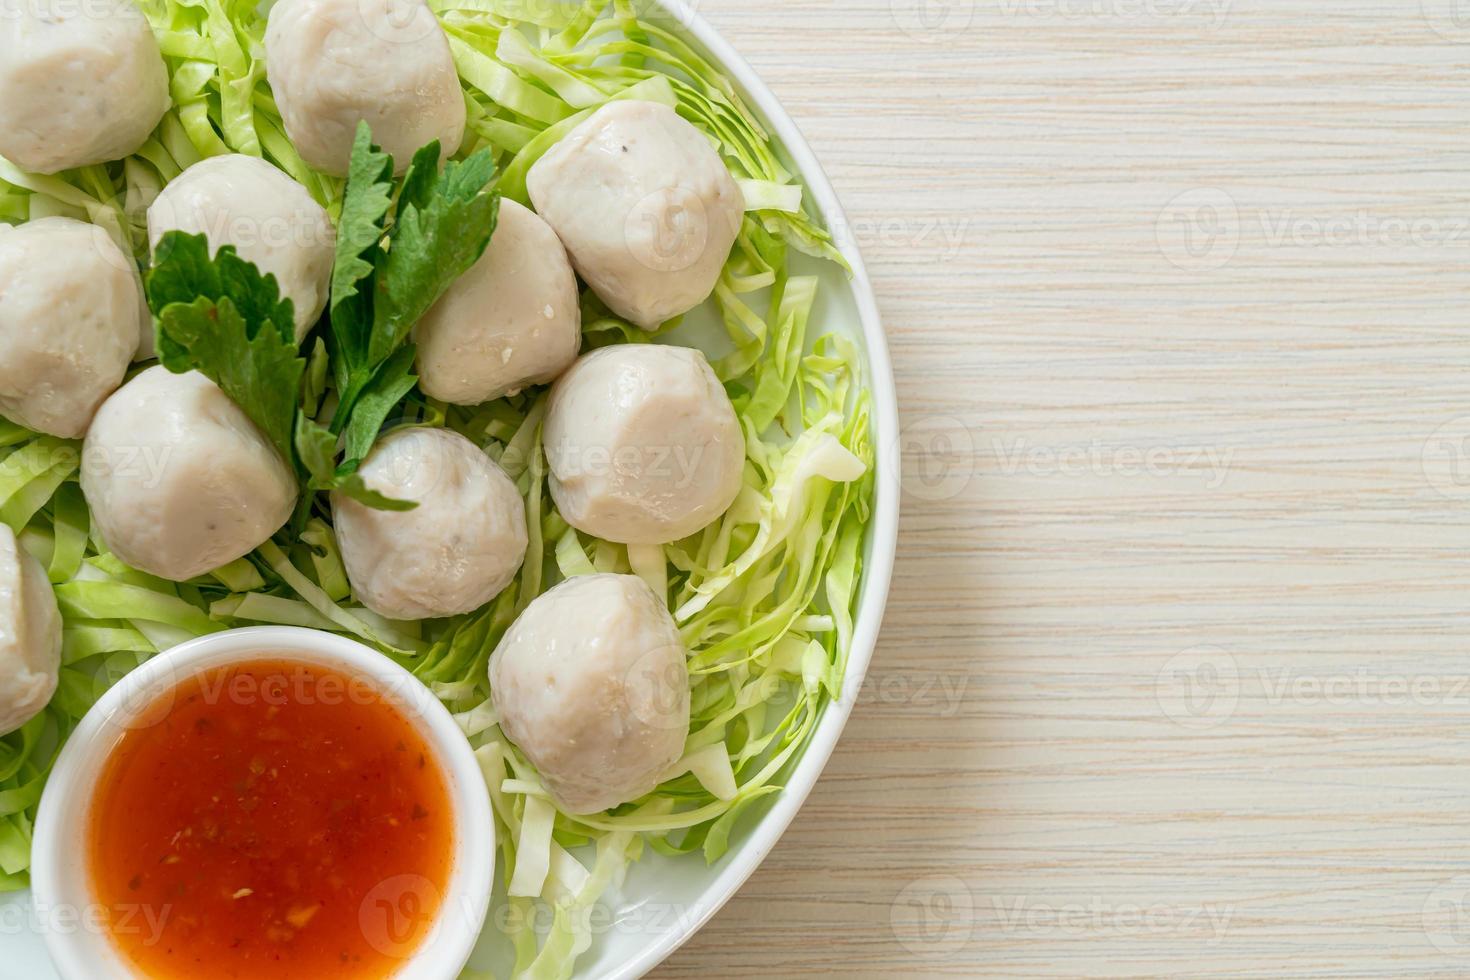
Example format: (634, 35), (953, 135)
(30, 626), (496, 980)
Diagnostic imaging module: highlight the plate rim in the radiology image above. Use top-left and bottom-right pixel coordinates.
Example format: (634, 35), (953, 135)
(595, 3), (901, 978)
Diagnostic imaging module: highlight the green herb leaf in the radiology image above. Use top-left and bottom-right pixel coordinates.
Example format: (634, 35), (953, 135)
(330, 123), (395, 384)
(342, 345), (420, 463)
(149, 231), (296, 347)
(293, 414), (337, 484)
(302, 337), (329, 414)
(323, 129), (499, 477)
(331, 469), (417, 511)
(149, 232), (303, 463)
(369, 144), (500, 366)
(294, 416), (416, 511)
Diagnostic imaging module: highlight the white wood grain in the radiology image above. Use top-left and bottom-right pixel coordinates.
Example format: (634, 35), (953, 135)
(652, 1), (1470, 976)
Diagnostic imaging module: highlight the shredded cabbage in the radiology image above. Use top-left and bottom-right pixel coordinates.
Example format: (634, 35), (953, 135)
(0, 0), (874, 973)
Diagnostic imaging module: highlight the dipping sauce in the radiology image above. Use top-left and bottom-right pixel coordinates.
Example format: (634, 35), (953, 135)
(88, 659), (453, 979)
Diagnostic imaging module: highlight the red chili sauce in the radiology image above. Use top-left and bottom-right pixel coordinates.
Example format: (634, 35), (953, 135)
(88, 659), (453, 979)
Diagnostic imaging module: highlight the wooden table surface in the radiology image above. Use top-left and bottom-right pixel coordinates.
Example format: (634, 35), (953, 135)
(653, 1), (1470, 976)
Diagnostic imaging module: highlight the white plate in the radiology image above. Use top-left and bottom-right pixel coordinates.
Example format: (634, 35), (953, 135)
(0, 1), (899, 976)
(477, 4), (899, 976)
